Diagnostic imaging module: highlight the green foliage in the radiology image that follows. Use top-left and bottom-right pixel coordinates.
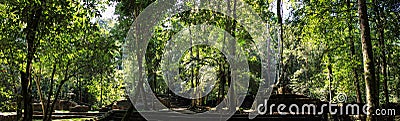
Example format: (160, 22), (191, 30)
(0, 0), (124, 113)
(0, 0), (399, 116)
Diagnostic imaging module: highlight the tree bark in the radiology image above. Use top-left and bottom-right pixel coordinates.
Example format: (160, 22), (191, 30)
(100, 73), (103, 108)
(225, 0), (237, 111)
(22, 2), (43, 120)
(372, 0), (389, 105)
(47, 61), (72, 121)
(277, 0), (286, 94)
(327, 55), (334, 102)
(43, 63), (57, 121)
(358, 0), (378, 120)
(347, 0), (363, 103)
(196, 45), (201, 106)
(48, 80), (67, 121)
(132, 7), (147, 111)
(189, 23), (196, 109)
(34, 63), (45, 116)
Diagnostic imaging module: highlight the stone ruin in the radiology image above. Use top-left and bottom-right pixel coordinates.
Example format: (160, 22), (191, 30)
(32, 100), (89, 112)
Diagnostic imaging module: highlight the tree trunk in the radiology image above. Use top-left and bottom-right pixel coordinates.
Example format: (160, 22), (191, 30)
(22, 1), (44, 120)
(358, 0), (378, 120)
(225, 0), (237, 111)
(47, 60), (71, 121)
(277, 0), (286, 94)
(34, 64), (46, 116)
(373, 2), (391, 120)
(43, 64), (57, 121)
(189, 23), (196, 109)
(48, 80), (67, 121)
(100, 73), (103, 108)
(347, 0), (363, 103)
(373, 0), (389, 105)
(231, 0), (237, 111)
(327, 56), (334, 102)
(196, 45), (201, 106)
(21, 71), (33, 121)
(136, 8), (147, 110)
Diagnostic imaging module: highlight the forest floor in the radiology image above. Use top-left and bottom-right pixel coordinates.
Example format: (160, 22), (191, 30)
(33, 118), (93, 121)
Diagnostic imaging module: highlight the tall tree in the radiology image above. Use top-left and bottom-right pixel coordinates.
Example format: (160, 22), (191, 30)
(372, 0), (389, 105)
(358, 0), (377, 120)
(21, 0), (45, 120)
(347, 0), (363, 103)
(276, 0), (286, 94)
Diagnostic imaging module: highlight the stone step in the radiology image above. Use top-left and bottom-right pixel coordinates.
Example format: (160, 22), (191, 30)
(33, 111), (105, 116)
(32, 114), (93, 119)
